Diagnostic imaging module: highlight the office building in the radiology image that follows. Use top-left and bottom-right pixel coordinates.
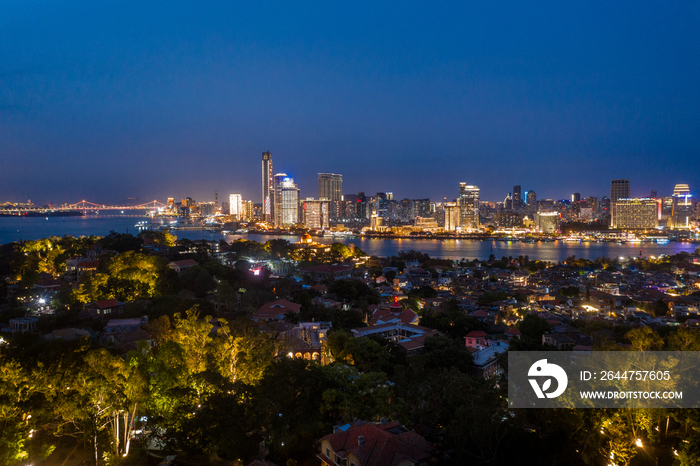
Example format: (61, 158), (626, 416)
(273, 173), (288, 226)
(536, 212), (560, 233)
(229, 194), (243, 219)
(458, 183), (480, 230)
(262, 151), (273, 223)
(199, 202), (215, 217)
(318, 173), (343, 201)
(611, 198), (658, 229)
(303, 199), (329, 230)
(671, 184), (693, 229)
(571, 193), (580, 203)
(513, 185), (522, 210)
(278, 177), (299, 226)
(444, 203), (460, 231)
(242, 200), (254, 221)
(611, 179), (631, 202)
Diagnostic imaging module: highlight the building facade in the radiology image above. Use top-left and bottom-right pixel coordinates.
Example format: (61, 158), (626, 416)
(262, 151), (273, 222)
(458, 183), (480, 230)
(303, 199), (330, 229)
(611, 179), (631, 202)
(611, 198), (658, 229)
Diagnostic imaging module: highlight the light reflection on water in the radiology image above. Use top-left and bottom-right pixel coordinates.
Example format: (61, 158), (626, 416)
(1, 214), (696, 262)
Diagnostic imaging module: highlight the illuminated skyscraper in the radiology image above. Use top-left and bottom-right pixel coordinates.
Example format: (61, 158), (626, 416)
(229, 194), (242, 219)
(671, 184), (692, 229)
(275, 175), (299, 226)
(444, 203), (460, 231)
(318, 173), (343, 201)
(262, 151), (273, 223)
(273, 173), (287, 226)
(303, 199), (329, 229)
(458, 183), (480, 230)
(611, 179), (630, 202)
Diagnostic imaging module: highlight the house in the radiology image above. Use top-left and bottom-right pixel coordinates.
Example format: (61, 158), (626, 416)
(254, 299), (302, 321)
(318, 421), (436, 466)
(285, 321), (332, 363)
(2, 317), (38, 335)
(80, 299), (124, 319)
(543, 333), (575, 349)
(167, 259), (199, 274)
(104, 316), (149, 334)
(352, 323), (439, 355)
(471, 340), (509, 378)
(465, 330), (488, 349)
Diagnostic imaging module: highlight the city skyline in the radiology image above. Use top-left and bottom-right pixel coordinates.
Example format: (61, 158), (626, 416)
(2, 2), (700, 204)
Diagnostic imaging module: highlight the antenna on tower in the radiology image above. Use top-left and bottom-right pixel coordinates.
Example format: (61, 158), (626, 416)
(215, 190), (219, 207)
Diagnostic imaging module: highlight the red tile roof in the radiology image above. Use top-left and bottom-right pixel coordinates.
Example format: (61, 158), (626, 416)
(256, 299), (302, 318)
(466, 330), (487, 338)
(321, 422), (434, 466)
(92, 299), (120, 309)
(171, 259), (199, 267)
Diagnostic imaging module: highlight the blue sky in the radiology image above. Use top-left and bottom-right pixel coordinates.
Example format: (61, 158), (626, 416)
(1, 1), (699, 204)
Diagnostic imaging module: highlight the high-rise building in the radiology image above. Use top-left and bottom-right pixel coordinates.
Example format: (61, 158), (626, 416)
(273, 173), (287, 226)
(458, 183), (480, 230)
(536, 212), (560, 233)
(242, 200), (255, 221)
(277, 176), (299, 226)
(303, 199), (329, 229)
(611, 179), (630, 202)
(444, 203), (460, 231)
(611, 198), (658, 229)
(318, 173), (343, 222)
(512, 185), (522, 210)
(374, 193), (390, 218)
(318, 173), (343, 201)
(262, 151), (273, 223)
(229, 194), (243, 219)
(571, 193), (581, 203)
(199, 202), (215, 217)
(526, 190), (537, 215)
(671, 184), (692, 229)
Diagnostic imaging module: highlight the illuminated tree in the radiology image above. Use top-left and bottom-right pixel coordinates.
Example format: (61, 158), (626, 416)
(625, 327), (663, 351)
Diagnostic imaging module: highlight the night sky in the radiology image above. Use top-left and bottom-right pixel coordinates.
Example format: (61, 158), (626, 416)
(1, 1), (699, 205)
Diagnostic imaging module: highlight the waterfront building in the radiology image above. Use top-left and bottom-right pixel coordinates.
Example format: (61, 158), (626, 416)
(458, 183), (480, 230)
(444, 203), (460, 231)
(495, 211), (522, 228)
(611, 179), (630, 202)
(273, 173), (287, 226)
(242, 200), (255, 221)
(671, 184), (692, 229)
(303, 198), (330, 230)
(199, 202), (215, 216)
(229, 194), (243, 219)
(611, 198), (658, 229)
(276, 176), (299, 226)
(414, 216), (439, 232)
(262, 151), (273, 223)
(536, 212), (560, 233)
